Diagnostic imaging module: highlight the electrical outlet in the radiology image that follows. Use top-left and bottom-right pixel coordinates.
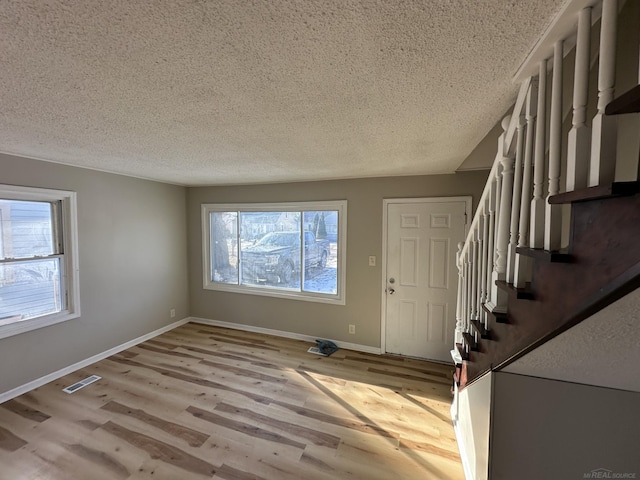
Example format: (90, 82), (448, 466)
(170, 308), (176, 318)
(368, 256), (376, 266)
(349, 324), (355, 334)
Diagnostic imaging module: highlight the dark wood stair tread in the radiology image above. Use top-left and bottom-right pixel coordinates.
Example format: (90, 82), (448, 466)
(482, 303), (509, 322)
(462, 332), (478, 351)
(496, 280), (535, 300)
(549, 181), (640, 204)
(470, 319), (491, 339)
(516, 247), (572, 263)
(605, 84), (640, 115)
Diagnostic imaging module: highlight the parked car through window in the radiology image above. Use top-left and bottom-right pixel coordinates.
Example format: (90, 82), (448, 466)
(202, 201), (346, 305)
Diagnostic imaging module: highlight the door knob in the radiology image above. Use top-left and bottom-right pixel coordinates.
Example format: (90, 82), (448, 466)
(387, 288), (395, 295)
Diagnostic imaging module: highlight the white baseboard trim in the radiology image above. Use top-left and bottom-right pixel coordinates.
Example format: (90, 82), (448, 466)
(188, 317), (382, 355)
(0, 318), (189, 404)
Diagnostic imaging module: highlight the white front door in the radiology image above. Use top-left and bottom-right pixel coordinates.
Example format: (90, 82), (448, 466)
(384, 198), (469, 362)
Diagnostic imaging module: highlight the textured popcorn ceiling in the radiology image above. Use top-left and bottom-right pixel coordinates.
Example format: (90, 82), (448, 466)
(0, 0), (565, 186)
(504, 288), (640, 393)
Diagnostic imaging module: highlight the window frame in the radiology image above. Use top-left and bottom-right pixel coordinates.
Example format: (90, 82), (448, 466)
(0, 184), (80, 339)
(202, 200), (347, 305)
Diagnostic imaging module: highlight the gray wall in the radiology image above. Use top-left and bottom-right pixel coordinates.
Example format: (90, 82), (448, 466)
(0, 153), (189, 393)
(456, 119), (503, 172)
(188, 171), (488, 348)
(490, 372), (640, 480)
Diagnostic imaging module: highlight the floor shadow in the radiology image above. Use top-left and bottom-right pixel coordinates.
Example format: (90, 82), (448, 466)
(296, 369), (452, 479)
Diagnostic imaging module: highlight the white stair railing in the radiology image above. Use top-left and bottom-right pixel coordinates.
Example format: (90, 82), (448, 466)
(453, 0), (638, 362)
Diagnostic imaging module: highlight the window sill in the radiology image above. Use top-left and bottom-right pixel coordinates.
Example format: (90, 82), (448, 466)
(203, 283), (345, 306)
(0, 310), (80, 340)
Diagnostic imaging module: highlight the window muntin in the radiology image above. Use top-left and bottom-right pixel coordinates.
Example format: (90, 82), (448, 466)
(0, 185), (79, 338)
(203, 201), (346, 305)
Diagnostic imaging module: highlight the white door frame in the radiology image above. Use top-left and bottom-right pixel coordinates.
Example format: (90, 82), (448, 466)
(381, 196), (472, 356)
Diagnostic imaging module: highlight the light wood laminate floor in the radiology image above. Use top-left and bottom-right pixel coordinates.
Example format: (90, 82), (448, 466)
(0, 323), (464, 479)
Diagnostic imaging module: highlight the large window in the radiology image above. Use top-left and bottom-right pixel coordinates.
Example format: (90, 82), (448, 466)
(202, 201), (346, 304)
(0, 185), (80, 339)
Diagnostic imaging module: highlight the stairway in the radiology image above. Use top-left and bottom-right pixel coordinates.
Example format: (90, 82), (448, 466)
(457, 183), (640, 388)
(451, 0), (640, 391)
(456, 79), (640, 388)
(450, 4), (640, 477)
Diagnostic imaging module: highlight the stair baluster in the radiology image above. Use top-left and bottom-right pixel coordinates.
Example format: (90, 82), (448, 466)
(475, 214), (485, 326)
(590, 0), (618, 186)
(465, 249), (472, 333)
(545, 40), (564, 251)
(480, 202), (490, 329)
(531, 60), (547, 249)
(455, 242), (464, 346)
(490, 116), (514, 313)
(514, 80), (537, 288)
(485, 175), (497, 315)
(507, 115), (526, 283)
(470, 230), (479, 323)
(566, 7), (592, 191)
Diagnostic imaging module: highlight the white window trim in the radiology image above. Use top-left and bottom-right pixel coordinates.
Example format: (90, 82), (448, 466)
(202, 201), (347, 305)
(0, 184), (80, 339)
